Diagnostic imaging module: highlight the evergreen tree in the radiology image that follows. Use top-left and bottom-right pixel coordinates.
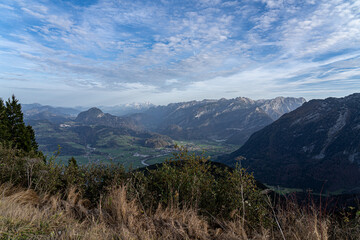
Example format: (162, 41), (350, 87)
(0, 98), (8, 142)
(27, 125), (39, 151)
(68, 157), (78, 168)
(2, 95), (39, 153)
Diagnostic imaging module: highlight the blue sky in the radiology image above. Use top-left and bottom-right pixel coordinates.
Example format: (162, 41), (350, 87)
(0, 0), (359, 106)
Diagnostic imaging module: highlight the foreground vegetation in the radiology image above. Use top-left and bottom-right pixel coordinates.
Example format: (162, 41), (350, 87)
(0, 145), (359, 239)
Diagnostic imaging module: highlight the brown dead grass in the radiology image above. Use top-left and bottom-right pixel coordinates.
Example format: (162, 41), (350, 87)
(0, 184), (115, 239)
(0, 184), (341, 240)
(275, 201), (329, 240)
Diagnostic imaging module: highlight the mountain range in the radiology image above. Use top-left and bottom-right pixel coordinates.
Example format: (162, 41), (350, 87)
(100, 102), (154, 116)
(132, 97), (306, 145)
(22, 102), (154, 120)
(24, 96), (305, 147)
(22, 103), (82, 117)
(27, 107), (174, 156)
(219, 93), (360, 193)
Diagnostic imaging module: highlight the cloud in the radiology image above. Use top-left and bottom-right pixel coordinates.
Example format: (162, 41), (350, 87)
(0, 0), (359, 106)
(0, 3), (14, 10)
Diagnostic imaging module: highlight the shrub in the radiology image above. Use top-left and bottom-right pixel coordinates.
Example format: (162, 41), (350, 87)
(0, 144), (128, 205)
(130, 146), (271, 230)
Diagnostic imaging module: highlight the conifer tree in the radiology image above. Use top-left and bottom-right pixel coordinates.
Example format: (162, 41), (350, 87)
(27, 125), (38, 151)
(2, 95), (39, 152)
(0, 98), (8, 141)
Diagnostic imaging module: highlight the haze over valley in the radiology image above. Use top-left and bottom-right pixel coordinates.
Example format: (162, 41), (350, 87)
(23, 96), (304, 168)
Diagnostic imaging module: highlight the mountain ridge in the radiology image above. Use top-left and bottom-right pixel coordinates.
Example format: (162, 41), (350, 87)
(219, 93), (360, 192)
(132, 96), (306, 145)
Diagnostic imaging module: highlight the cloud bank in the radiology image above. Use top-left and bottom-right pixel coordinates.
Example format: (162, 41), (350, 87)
(0, 0), (359, 106)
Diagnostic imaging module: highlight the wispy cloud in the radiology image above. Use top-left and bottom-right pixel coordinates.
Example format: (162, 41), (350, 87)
(0, 0), (359, 106)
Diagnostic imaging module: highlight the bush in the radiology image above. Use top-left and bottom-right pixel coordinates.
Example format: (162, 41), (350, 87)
(0, 143), (269, 226)
(1, 144), (360, 239)
(130, 146), (270, 229)
(0, 144), (128, 204)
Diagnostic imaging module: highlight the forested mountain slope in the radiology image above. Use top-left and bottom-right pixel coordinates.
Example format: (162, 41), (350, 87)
(219, 93), (360, 192)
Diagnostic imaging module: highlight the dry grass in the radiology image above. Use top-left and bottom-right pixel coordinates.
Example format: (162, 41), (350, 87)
(0, 184), (114, 239)
(0, 184), (213, 239)
(1, 184), (358, 240)
(275, 201), (329, 240)
(101, 186), (210, 239)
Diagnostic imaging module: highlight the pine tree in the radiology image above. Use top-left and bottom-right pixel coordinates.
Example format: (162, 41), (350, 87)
(3, 95), (39, 153)
(27, 125), (39, 151)
(0, 98), (8, 142)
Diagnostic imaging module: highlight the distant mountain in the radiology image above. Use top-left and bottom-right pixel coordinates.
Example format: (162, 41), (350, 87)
(75, 107), (140, 130)
(132, 97), (306, 145)
(219, 93), (360, 193)
(24, 111), (70, 124)
(72, 108), (173, 148)
(22, 103), (82, 118)
(255, 97), (307, 120)
(29, 107), (173, 156)
(100, 102), (155, 116)
(22, 102), (155, 122)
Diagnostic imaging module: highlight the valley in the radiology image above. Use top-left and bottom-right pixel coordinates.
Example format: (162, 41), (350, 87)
(24, 94), (360, 194)
(42, 137), (238, 169)
(25, 96), (303, 169)
(25, 102), (244, 168)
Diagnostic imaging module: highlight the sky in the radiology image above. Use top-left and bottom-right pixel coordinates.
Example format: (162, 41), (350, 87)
(0, 0), (360, 107)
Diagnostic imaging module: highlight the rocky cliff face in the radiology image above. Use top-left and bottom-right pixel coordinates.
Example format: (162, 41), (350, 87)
(99, 102), (155, 116)
(132, 97), (305, 145)
(220, 93), (360, 192)
(257, 97), (307, 120)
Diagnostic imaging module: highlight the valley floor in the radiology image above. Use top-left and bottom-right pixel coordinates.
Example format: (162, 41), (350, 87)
(45, 139), (238, 169)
